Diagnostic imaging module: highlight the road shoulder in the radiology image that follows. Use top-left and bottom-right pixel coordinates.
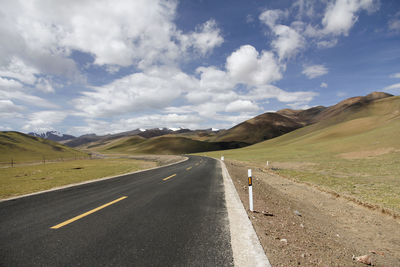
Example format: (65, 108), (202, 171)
(219, 159), (271, 267)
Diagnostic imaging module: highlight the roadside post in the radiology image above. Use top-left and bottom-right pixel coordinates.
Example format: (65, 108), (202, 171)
(248, 169), (254, 212)
(221, 156), (224, 161)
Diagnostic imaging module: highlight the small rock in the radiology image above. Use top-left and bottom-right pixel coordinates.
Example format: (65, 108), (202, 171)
(353, 254), (372, 265)
(300, 223), (304, 228)
(294, 210), (302, 217)
(262, 210), (274, 216)
(280, 238), (288, 244)
(336, 234), (340, 238)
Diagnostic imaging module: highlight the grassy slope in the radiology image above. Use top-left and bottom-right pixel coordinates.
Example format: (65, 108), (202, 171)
(204, 96), (400, 213)
(102, 136), (227, 154)
(211, 112), (303, 144)
(0, 131), (88, 163)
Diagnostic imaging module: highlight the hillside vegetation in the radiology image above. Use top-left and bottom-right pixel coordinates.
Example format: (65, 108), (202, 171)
(101, 136), (247, 155)
(0, 131), (88, 164)
(204, 94), (400, 214)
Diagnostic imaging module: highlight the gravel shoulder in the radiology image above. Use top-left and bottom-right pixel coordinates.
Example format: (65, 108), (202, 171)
(224, 159), (400, 266)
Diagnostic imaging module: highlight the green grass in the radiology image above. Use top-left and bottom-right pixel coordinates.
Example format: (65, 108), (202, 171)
(0, 131), (88, 163)
(0, 158), (157, 199)
(202, 96), (400, 214)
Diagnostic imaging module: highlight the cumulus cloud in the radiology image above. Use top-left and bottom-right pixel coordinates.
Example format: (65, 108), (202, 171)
(259, 10), (304, 60)
(271, 25), (305, 60)
(226, 45), (282, 85)
(22, 111), (67, 132)
(0, 57), (39, 85)
(322, 0), (377, 36)
(0, 99), (24, 118)
(320, 82), (328, 88)
(225, 100), (260, 113)
(0, 0), (223, 74)
(75, 66), (197, 117)
(302, 65), (328, 79)
(180, 20), (224, 56)
(0, 77), (56, 108)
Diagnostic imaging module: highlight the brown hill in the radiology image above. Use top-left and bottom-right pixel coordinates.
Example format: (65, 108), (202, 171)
(213, 112), (304, 145)
(214, 91), (393, 145)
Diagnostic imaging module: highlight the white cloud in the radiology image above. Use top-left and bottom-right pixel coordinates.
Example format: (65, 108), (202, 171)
(322, 0), (377, 36)
(180, 20), (224, 56)
(389, 19), (400, 32)
(196, 66), (233, 91)
(383, 83), (400, 92)
(0, 57), (39, 85)
(0, 77), (56, 108)
(271, 25), (305, 60)
(35, 78), (55, 93)
(317, 39), (338, 48)
(226, 45), (282, 85)
(0, 99), (24, 118)
(225, 100), (260, 113)
(259, 10), (304, 60)
(302, 64), (328, 79)
(22, 111), (67, 132)
(390, 73), (400, 78)
(73, 114), (204, 135)
(74, 66), (197, 117)
(320, 82), (328, 88)
(0, 0), (223, 77)
(259, 9), (288, 28)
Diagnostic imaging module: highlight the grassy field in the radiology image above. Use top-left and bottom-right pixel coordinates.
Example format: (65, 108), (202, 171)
(0, 131), (88, 164)
(202, 96), (400, 214)
(0, 158), (157, 199)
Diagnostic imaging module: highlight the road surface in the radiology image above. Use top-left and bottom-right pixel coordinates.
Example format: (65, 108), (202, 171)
(0, 156), (234, 266)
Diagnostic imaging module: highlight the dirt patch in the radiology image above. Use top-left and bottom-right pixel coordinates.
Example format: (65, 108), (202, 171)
(339, 147), (396, 159)
(224, 159), (400, 266)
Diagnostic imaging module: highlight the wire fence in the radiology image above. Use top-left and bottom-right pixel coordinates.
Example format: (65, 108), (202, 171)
(0, 153), (93, 168)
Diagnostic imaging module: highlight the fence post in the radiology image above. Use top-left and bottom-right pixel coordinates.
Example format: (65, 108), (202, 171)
(248, 169), (253, 212)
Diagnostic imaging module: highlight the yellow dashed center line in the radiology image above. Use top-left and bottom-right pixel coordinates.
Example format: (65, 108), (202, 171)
(50, 196), (128, 229)
(163, 174), (176, 181)
(186, 166), (192, 171)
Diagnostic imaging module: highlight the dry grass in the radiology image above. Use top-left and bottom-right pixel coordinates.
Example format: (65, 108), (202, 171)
(0, 158), (157, 199)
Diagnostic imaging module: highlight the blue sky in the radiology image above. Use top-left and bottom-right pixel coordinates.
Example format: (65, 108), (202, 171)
(0, 0), (399, 135)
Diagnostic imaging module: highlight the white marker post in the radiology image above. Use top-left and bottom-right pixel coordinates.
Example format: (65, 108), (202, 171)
(248, 169), (253, 212)
(221, 156), (224, 161)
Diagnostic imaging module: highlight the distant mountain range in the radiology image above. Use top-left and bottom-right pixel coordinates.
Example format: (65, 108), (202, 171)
(4, 91), (398, 162)
(28, 131), (76, 142)
(25, 92), (394, 155)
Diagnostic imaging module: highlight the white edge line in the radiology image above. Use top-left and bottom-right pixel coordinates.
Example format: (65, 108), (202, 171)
(218, 159), (271, 267)
(0, 157), (189, 202)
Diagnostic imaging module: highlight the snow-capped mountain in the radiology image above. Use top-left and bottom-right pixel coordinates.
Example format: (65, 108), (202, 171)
(28, 131), (76, 142)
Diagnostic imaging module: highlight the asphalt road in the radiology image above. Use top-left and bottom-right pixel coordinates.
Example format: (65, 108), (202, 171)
(0, 156), (234, 266)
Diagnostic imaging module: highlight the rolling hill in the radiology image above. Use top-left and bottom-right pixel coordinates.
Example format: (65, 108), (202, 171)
(80, 91), (395, 156)
(0, 131), (88, 163)
(206, 92), (399, 161)
(102, 135), (247, 155)
(203, 94), (400, 213)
